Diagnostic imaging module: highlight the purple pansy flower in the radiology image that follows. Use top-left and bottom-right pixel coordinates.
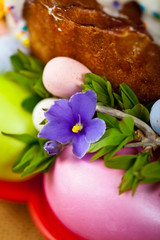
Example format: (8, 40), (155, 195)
(39, 90), (106, 158)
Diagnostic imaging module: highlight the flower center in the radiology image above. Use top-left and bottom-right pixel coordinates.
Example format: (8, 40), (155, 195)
(72, 123), (83, 133)
(72, 115), (83, 133)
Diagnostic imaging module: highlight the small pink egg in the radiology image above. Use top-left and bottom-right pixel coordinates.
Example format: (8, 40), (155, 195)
(43, 57), (91, 98)
(44, 146), (160, 240)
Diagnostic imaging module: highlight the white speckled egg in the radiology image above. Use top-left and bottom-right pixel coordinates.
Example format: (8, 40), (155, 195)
(43, 57), (91, 98)
(32, 98), (58, 131)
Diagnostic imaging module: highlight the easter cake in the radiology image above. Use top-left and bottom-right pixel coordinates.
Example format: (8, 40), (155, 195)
(1, 1), (160, 240)
(23, 0), (160, 103)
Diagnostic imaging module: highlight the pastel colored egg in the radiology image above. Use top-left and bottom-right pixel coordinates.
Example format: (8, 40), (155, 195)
(43, 57), (91, 98)
(0, 74), (36, 181)
(32, 98), (58, 131)
(44, 146), (160, 240)
(150, 99), (160, 135)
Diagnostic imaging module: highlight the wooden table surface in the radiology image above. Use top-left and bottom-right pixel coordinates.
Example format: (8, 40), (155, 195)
(0, 200), (45, 240)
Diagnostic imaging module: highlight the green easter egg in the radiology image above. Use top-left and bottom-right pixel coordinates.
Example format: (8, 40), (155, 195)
(0, 74), (36, 181)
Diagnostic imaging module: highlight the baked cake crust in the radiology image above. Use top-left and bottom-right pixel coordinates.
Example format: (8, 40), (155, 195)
(24, 0), (160, 103)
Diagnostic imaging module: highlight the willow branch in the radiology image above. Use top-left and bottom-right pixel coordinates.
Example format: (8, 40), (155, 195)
(96, 105), (156, 140)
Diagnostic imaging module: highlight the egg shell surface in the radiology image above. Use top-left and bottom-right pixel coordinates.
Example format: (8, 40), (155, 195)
(150, 99), (160, 135)
(44, 146), (160, 240)
(0, 75), (36, 181)
(43, 57), (91, 98)
(32, 98), (58, 131)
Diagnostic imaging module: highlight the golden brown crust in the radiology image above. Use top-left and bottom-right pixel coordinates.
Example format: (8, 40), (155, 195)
(24, 0), (160, 103)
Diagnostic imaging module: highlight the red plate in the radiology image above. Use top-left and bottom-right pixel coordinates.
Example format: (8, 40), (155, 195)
(0, 175), (82, 240)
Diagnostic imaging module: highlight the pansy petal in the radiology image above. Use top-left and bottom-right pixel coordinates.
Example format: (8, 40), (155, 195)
(72, 133), (90, 158)
(84, 118), (106, 143)
(45, 99), (74, 124)
(69, 90), (97, 123)
(38, 121), (74, 144)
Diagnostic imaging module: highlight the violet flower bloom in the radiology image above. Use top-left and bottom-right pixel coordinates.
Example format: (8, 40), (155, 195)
(39, 91), (106, 158)
(44, 141), (61, 155)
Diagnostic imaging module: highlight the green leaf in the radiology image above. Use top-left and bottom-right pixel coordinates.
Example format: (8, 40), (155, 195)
(89, 131), (108, 153)
(85, 73), (106, 89)
(105, 147), (151, 195)
(97, 112), (119, 128)
(140, 177), (160, 184)
(119, 117), (134, 136)
(83, 73), (115, 107)
(17, 50), (44, 73)
(125, 104), (150, 123)
(117, 152), (151, 195)
(7, 51), (45, 99)
(92, 81), (106, 95)
(121, 92), (134, 109)
(141, 160), (160, 178)
(42, 158), (56, 172)
(22, 95), (42, 113)
(17, 50), (30, 69)
(10, 54), (23, 72)
(12, 145), (32, 169)
(22, 156), (56, 177)
(120, 83), (139, 109)
(13, 145), (39, 173)
(21, 148), (48, 174)
(106, 81), (114, 107)
(96, 92), (110, 105)
(132, 178), (139, 195)
(1, 132), (37, 144)
(89, 128), (125, 153)
(104, 135), (134, 161)
(105, 155), (137, 170)
(5, 71), (32, 90)
(113, 93), (124, 110)
(19, 70), (40, 79)
(103, 128), (125, 145)
(90, 145), (114, 162)
(133, 152), (150, 173)
(33, 76), (51, 98)
(81, 84), (94, 92)
(26, 54), (44, 73)
(119, 167), (134, 194)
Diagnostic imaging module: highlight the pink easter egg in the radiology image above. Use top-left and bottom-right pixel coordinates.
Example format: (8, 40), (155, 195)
(43, 57), (91, 98)
(44, 146), (160, 240)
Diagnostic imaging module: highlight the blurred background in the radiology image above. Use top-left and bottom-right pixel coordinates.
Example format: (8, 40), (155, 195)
(0, 1), (45, 239)
(0, 201), (44, 240)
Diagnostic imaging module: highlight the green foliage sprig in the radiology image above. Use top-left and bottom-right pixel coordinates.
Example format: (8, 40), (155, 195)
(82, 73), (114, 107)
(2, 132), (56, 177)
(5, 50), (51, 112)
(83, 73), (160, 195)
